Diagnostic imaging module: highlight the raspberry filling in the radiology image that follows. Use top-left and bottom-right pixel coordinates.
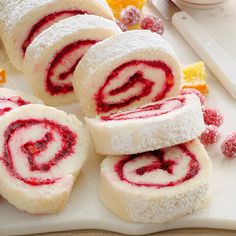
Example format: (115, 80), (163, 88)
(46, 40), (97, 95)
(101, 96), (185, 121)
(95, 60), (174, 114)
(114, 144), (200, 188)
(2, 119), (77, 186)
(22, 10), (86, 55)
(0, 97), (30, 116)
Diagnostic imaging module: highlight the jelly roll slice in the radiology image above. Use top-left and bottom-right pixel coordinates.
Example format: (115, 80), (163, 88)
(73, 30), (183, 117)
(0, 88), (43, 116)
(0, 104), (90, 214)
(23, 15), (121, 106)
(0, 0), (114, 70)
(86, 94), (205, 155)
(100, 140), (212, 223)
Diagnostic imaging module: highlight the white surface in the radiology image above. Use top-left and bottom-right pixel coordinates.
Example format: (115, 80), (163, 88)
(175, 0), (236, 60)
(180, 0), (227, 4)
(172, 11), (236, 98)
(1, 4), (236, 235)
(179, 0), (228, 8)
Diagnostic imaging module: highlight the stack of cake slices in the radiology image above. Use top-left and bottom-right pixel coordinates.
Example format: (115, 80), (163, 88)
(1, 0), (121, 106)
(0, 0), (118, 214)
(73, 30), (212, 223)
(0, 0), (212, 223)
(0, 0), (114, 70)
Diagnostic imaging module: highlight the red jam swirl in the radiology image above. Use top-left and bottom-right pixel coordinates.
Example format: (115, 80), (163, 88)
(2, 119), (77, 186)
(95, 60), (174, 114)
(0, 97), (29, 116)
(101, 97), (185, 121)
(22, 10), (86, 55)
(114, 144), (200, 188)
(46, 40), (97, 95)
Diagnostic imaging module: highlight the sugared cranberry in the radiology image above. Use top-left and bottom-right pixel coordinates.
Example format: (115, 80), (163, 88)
(120, 5), (141, 26)
(181, 88), (205, 106)
(221, 132), (236, 159)
(141, 15), (164, 35)
(116, 19), (128, 32)
(200, 125), (221, 145)
(202, 106), (224, 127)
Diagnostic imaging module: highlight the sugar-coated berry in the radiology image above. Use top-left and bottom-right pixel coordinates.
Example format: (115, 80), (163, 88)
(120, 5), (141, 26)
(221, 132), (236, 159)
(181, 88), (205, 106)
(202, 106), (224, 127)
(116, 20), (128, 32)
(141, 15), (164, 35)
(200, 125), (221, 145)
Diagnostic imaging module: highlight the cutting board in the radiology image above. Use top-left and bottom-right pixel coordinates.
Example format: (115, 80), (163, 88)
(1, 3), (236, 235)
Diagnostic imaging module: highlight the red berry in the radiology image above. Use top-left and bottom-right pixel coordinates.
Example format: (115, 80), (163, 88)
(141, 15), (164, 35)
(181, 88), (205, 106)
(200, 125), (221, 145)
(120, 5), (141, 26)
(116, 20), (128, 32)
(202, 106), (224, 127)
(221, 132), (236, 159)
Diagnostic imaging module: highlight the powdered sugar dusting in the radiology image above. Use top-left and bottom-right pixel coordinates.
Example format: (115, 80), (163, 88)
(125, 184), (209, 223)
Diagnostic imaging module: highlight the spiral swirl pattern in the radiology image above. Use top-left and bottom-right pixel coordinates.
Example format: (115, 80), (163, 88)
(46, 40), (97, 95)
(0, 97), (29, 116)
(114, 144), (200, 188)
(100, 140), (211, 223)
(2, 118), (77, 186)
(95, 60), (175, 114)
(101, 97), (185, 121)
(0, 89), (42, 117)
(22, 10), (86, 55)
(0, 104), (89, 214)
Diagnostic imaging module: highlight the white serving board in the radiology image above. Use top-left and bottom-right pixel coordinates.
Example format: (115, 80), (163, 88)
(1, 5), (236, 235)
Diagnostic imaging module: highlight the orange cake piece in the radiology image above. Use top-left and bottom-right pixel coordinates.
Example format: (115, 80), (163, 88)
(106, 0), (146, 18)
(0, 69), (6, 85)
(183, 61), (209, 95)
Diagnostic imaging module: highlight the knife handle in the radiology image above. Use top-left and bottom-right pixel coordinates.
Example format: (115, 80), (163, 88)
(172, 11), (236, 99)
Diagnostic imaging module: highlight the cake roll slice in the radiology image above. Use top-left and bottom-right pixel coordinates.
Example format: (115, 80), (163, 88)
(23, 15), (121, 106)
(0, 88), (42, 116)
(86, 94), (204, 155)
(0, 104), (90, 214)
(73, 30), (183, 117)
(100, 140), (212, 223)
(0, 0), (114, 70)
